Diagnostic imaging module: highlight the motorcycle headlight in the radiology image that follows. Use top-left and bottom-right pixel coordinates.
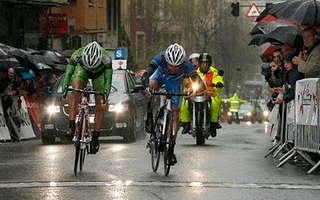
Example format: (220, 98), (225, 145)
(46, 105), (60, 114)
(263, 110), (269, 117)
(227, 111), (232, 116)
(246, 112), (252, 116)
(192, 83), (199, 91)
(109, 103), (128, 113)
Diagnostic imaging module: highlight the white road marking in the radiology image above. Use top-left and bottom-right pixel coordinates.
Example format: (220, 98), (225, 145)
(0, 181), (320, 190)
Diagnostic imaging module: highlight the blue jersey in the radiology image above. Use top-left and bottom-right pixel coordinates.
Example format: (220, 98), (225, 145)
(150, 51), (197, 80)
(149, 51), (197, 107)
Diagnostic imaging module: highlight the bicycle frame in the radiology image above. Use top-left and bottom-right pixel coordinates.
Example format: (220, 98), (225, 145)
(63, 87), (106, 174)
(149, 87), (187, 176)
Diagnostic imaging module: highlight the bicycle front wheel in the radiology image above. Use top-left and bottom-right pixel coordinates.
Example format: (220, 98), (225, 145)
(163, 111), (173, 176)
(74, 108), (85, 174)
(151, 112), (162, 172)
(79, 147), (86, 171)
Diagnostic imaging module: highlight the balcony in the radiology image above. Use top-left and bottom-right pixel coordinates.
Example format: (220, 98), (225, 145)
(0, 0), (68, 7)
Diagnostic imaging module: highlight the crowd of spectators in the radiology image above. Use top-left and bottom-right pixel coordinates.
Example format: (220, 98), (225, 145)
(0, 65), (64, 140)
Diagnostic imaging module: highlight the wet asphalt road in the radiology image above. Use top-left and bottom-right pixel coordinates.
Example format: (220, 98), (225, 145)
(1, 122), (320, 200)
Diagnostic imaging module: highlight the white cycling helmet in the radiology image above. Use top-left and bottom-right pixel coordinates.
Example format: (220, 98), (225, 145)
(82, 41), (103, 70)
(165, 43), (186, 66)
(189, 53), (200, 60)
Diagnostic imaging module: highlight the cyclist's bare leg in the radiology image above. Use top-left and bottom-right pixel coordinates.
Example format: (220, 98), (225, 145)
(146, 79), (159, 111)
(171, 107), (180, 142)
(145, 79), (158, 133)
(66, 81), (85, 139)
(170, 106), (180, 164)
(93, 94), (105, 131)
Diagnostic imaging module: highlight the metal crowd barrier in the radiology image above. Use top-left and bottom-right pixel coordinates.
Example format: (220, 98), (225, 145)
(276, 78), (320, 174)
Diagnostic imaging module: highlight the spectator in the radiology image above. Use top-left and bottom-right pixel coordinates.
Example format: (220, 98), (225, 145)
(272, 52), (305, 104)
(0, 67), (15, 95)
(292, 26), (320, 78)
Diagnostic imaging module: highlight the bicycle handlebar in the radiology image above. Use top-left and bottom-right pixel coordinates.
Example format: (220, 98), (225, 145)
(63, 87), (107, 104)
(151, 90), (188, 97)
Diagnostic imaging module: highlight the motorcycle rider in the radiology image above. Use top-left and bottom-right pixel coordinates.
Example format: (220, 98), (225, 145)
(226, 92), (246, 123)
(180, 53), (224, 137)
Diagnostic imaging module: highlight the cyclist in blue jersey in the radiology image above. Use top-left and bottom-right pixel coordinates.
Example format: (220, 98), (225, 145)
(141, 43), (205, 165)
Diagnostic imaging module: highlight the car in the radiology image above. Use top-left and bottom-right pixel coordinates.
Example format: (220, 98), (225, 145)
(237, 101), (266, 123)
(40, 68), (146, 144)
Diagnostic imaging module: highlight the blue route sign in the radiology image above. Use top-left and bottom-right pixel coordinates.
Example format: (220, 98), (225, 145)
(114, 47), (127, 59)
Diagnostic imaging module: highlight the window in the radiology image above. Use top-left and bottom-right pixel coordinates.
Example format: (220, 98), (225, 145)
(136, 0), (146, 18)
(89, 0), (94, 5)
(136, 32), (145, 60)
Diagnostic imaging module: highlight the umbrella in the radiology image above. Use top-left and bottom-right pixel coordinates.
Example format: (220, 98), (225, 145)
(10, 48), (31, 60)
(60, 49), (75, 58)
(266, 25), (304, 47)
(256, 0), (320, 26)
(55, 64), (67, 71)
(250, 20), (296, 35)
(27, 54), (56, 68)
(248, 34), (269, 46)
(14, 67), (35, 80)
(0, 57), (20, 69)
(41, 50), (68, 65)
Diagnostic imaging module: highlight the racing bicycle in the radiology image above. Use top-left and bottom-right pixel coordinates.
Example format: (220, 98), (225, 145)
(63, 87), (106, 174)
(148, 86), (187, 176)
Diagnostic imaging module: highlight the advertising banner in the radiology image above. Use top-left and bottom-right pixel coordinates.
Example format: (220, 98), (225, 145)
(295, 78), (319, 125)
(7, 95), (35, 140)
(0, 97), (12, 141)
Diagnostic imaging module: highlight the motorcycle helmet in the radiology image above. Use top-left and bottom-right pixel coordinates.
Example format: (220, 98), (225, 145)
(82, 41), (103, 70)
(199, 53), (212, 65)
(165, 43), (186, 66)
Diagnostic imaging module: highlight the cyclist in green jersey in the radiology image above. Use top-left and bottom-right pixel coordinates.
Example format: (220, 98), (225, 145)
(62, 41), (112, 154)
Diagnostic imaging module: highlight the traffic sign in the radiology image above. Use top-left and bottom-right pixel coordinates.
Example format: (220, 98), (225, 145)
(246, 3), (261, 17)
(114, 47), (127, 59)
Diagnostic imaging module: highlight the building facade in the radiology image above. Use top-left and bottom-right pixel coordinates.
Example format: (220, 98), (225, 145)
(0, 0), (121, 51)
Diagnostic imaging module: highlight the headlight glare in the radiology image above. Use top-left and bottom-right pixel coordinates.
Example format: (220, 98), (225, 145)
(46, 105), (60, 114)
(246, 112), (252, 116)
(109, 103), (128, 113)
(263, 110), (269, 117)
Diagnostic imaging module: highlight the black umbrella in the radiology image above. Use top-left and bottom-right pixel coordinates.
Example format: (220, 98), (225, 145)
(27, 54), (56, 68)
(248, 34), (270, 46)
(0, 57), (20, 69)
(60, 49), (75, 59)
(41, 50), (68, 65)
(256, 0), (320, 26)
(266, 25), (304, 48)
(250, 20), (296, 35)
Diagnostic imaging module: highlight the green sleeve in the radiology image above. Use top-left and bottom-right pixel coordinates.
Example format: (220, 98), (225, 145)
(62, 64), (75, 91)
(104, 65), (113, 92)
(62, 48), (83, 91)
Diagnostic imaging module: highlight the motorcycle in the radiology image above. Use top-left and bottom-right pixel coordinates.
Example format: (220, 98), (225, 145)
(189, 83), (210, 145)
(226, 108), (240, 124)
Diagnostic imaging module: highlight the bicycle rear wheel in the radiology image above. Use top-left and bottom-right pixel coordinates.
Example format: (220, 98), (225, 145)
(164, 111), (173, 176)
(151, 112), (162, 172)
(74, 109), (85, 174)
